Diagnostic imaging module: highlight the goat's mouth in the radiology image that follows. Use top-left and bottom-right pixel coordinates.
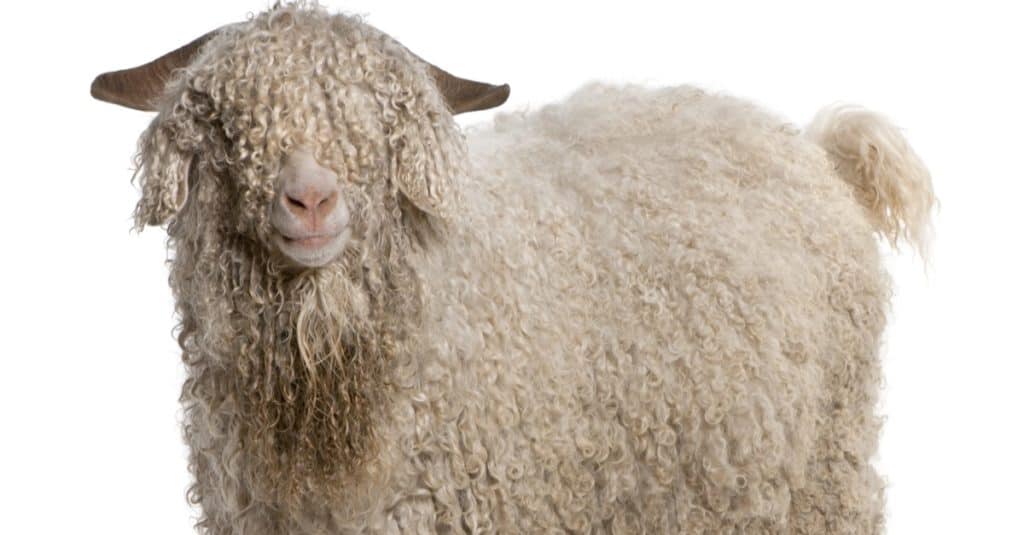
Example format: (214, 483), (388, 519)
(272, 228), (351, 268)
(282, 233), (336, 248)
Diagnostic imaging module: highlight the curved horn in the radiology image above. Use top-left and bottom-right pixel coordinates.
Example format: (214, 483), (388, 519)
(426, 64), (511, 115)
(90, 30), (220, 111)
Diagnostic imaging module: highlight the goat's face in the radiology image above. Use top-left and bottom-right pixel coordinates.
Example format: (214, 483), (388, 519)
(270, 147), (352, 268)
(95, 7), (509, 273)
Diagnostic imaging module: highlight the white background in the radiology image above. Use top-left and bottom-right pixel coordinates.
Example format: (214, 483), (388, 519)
(1, 1), (1020, 533)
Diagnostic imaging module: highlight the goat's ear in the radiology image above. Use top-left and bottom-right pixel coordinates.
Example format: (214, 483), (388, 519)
(389, 111), (464, 222)
(132, 117), (194, 228)
(385, 63), (504, 222)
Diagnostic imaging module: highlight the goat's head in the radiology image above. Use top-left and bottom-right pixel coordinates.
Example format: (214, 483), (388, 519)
(93, 5), (509, 269)
(91, 6), (510, 499)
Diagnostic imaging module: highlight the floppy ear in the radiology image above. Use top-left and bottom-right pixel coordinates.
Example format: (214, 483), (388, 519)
(379, 44), (508, 221)
(133, 113), (197, 228)
(373, 65), (455, 220)
(387, 104), (466, 222)
(91, 28), (220, 227)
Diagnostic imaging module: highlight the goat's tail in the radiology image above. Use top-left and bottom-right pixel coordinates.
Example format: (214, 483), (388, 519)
(805, 105), (936, 256)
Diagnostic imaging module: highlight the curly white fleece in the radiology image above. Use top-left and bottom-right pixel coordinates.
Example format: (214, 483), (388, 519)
(354, 84), (902, 533)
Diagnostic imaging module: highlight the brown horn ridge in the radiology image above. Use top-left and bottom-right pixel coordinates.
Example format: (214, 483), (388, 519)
(91, 30), (220, 111)
(426, 64), (511, 114)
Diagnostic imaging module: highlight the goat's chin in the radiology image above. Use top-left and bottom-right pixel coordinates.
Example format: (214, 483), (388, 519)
(272, 228), (351, 268)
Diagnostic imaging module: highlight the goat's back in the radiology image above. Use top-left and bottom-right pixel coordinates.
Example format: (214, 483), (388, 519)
(344, 84), (891, 533)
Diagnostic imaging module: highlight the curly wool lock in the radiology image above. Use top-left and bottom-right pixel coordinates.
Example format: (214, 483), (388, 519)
(110, 3), (934, 534)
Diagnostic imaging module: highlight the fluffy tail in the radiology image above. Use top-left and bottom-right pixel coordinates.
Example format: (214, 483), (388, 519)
(805, 105), (936, 256)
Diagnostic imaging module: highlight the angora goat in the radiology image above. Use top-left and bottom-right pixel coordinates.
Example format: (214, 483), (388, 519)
(92, 4), (934, 534)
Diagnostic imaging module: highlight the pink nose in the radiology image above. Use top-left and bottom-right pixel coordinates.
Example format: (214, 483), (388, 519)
(283, 185), (339, 227)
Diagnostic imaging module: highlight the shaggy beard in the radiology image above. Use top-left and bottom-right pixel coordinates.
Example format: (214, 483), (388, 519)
(237, 267), (390, 504)
(176, 231), (416, 509)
